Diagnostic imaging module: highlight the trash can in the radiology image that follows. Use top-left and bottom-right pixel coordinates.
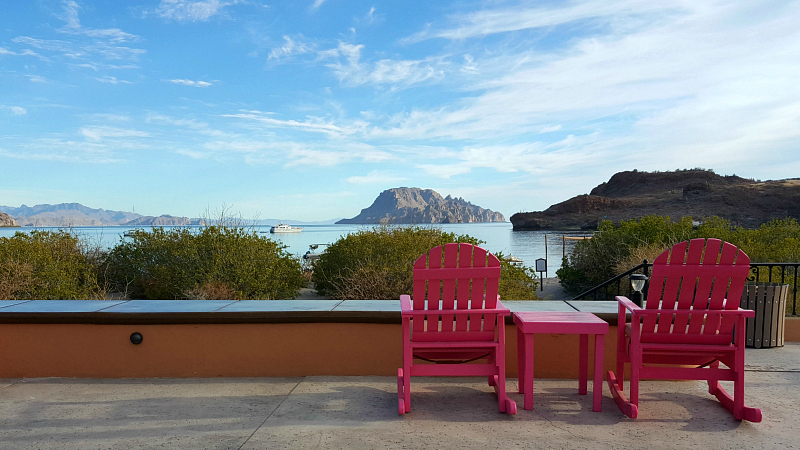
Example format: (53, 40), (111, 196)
(741, 283), (788, 348)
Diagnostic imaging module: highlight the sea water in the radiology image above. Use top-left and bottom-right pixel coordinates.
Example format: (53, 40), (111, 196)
(0, 223), (590, 275)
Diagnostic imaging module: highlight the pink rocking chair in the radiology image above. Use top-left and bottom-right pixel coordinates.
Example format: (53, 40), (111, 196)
(607, 238), (762, 422)
(397, 243), (517, 415)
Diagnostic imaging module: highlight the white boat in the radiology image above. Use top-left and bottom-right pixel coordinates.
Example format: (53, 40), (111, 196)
(303, 244), (329, 262)
(270, 223), (303, 233)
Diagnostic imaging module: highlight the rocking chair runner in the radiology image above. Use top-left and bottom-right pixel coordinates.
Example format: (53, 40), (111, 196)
(397, 243), (517, 415)
(607, 238), (762, 422)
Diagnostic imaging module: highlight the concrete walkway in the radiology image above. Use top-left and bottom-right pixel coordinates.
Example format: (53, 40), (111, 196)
(538, 277), (569, 300)
(1, 345), (798, 449)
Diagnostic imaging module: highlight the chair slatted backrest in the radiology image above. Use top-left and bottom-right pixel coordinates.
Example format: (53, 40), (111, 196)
(411, 243), (501, 342)
(643, 238), (750, 345)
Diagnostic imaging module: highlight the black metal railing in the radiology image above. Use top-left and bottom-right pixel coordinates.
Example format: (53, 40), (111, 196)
(749, 263), (799, 315)
(572, 261), (800, 316)
(572, 260), (651, 302)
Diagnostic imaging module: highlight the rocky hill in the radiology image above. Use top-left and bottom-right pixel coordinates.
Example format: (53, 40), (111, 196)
(0, 212), (18, 227)
(0, 203), (203, 227)
(337, 188), (505, 224)
(511, 169), (800, 230)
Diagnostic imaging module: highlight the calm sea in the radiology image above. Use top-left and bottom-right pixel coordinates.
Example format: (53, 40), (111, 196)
(0, 223), (590, 275)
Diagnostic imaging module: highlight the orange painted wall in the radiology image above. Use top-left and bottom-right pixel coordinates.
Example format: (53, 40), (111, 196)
(0, 319), (794, 378)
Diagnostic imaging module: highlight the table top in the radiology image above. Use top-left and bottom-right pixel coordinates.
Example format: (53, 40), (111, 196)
(513, 311), (609, 334)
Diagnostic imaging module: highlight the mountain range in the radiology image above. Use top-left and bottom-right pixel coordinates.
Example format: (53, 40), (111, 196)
(0, 203), (340, 227)
(337, 187), (505, 224)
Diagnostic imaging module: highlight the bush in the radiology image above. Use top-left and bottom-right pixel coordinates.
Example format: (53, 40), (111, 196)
(102, 226), (305, 299)
(557, 216), (694, 293)
(311, 225), (539, 300)
(557, 215), (800, 294)
(0, 230), (103, 300)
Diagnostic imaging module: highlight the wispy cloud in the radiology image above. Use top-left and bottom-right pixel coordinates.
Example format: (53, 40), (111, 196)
(58, 1), (139, 44)
(310, 0), (327, 11)
(222, 110), (366, 137)
(95, 76), (132, 84)
(155, 0), (238, 21)
(81, 126), (150, 141)
(0, 46), (48, 60)
(0, 105), (27, 115)
(268, 36), (312, 61)
(347, 170), (407, 184)
(324, 42), (445, 88)
(0, 137), (125, 164)
(402, 0), (672, 43)
(10, 2), (145, 67)
(166, 79), (213, 87)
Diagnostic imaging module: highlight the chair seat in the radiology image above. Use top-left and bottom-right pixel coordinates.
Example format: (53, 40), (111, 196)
(624, 323), (735, 346)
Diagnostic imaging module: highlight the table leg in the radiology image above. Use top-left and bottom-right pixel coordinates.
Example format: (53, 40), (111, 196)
(593, 333), (604, 412)
(517, 327), (524, 394)
(524, 333), (534, 410)
(579, 334), (588, 395)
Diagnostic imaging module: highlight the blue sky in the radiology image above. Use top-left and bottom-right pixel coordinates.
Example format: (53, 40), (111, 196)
(1, 0), (799, 221)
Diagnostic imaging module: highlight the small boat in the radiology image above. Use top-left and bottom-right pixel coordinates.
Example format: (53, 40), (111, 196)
(123, 230), (136, 237)
(270, 223), (303, 233)
(507, 255), (524, 266)
(303, 244), (329, 262)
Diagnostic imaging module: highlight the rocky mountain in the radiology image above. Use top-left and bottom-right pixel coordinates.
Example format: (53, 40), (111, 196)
(0, 212), (18, 227)
(337, 188), (505, 224)
(511, 169), (800, 230)
(0, 203), (202, 227)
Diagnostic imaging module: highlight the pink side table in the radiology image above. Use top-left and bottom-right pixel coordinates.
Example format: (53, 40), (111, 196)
(513, 311), (609, 412)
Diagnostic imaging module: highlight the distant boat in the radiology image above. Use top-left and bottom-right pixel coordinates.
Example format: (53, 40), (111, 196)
(507, 255), (524, 266)
(270, 223), (303, 233)
(303, 243), (329, 262)
(123, 230), (136, 237)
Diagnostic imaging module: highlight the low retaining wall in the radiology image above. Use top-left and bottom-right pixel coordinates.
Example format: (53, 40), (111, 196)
(0, 300), (796, 379)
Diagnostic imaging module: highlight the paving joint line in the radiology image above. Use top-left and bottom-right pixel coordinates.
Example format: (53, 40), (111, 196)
(238, 377), (304, 450)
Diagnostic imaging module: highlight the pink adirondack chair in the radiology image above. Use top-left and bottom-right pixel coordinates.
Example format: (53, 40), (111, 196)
(607, 238), (762, 422)
(397, 243), (517, 415)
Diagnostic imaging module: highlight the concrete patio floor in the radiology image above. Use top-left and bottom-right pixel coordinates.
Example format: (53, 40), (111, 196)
(1, 344), (798, 449)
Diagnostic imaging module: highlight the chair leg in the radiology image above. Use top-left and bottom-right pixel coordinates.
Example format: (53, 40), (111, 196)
(607, 370), (638, 419)
(708, 361), (763, 422)
(629, 351), (640, 409)
(397, 368), (405, 415)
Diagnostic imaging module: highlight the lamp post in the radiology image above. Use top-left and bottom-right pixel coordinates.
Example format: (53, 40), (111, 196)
(629, 273), (649, 307)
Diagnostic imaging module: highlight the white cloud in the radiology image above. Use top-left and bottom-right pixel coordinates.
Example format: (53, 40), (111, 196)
(0, 105), (27, 115)
(325, 42), (445, 88)
(368, 0), (800, 185)
(310, 0), (327, 11)
(223, 110), (365, 137)
(347, 170), (408, 184)
(0, 46), (48, 60)
(166, 79), (213, 87)
(81, 126), (150, 141)
(402, 0), (671, 43)
(95, 76), (132, 84)
(155, 0), (237, 21)
(268, 36), (311, 61)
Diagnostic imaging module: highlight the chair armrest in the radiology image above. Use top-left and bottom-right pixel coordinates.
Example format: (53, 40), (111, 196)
(400, 295), (412, 312)
(616, 295), (641, 313)
(401, 307), (512, 317)
(627, 307), (756, 317)
(495, 300), (511, 316)
(400, 295), (510, 317)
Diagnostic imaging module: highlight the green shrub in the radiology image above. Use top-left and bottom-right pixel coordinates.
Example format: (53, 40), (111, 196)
(312, 225), (539, 300)
(102, 226), (305, 299)
(557, 215), (800, 295)
(0, 230), (103, 300)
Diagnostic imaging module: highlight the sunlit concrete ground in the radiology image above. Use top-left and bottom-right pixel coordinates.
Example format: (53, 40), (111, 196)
(1, 344), (797, 449)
